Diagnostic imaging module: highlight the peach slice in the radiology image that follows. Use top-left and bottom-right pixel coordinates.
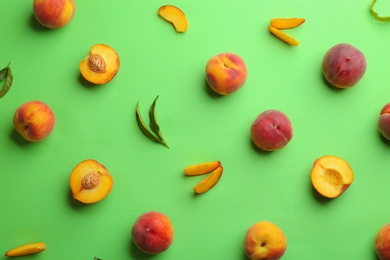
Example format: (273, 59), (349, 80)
(193, 165), (223, 194)
(270, 18), (305, 29)
(268, 26), (300, 46)
(5, 242), (46, 257)
(310, 155), (354, 198)
(70, 159), (113, 204)
(79, 44), (120, 85)
(184, 161), (221, 176)
(158, 5), (188, 32)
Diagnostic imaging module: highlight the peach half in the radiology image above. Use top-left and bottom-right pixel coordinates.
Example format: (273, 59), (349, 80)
(70, 159), (113, 204)
(79, 44), (120, 85)
(310, 155), (354, 198)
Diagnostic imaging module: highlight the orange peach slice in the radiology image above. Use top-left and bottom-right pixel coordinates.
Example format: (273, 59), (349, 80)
(184, 161), (221, 176)
(193, 165), (223, 194)
(70, 159), (113, 204)
(5, 242), (46, 257)
(268, 26), (300, 46)
(270, 18), (305, 29)
(158, 5), (188, 32)
(310, 155), (354, 198)
(79, 44), (120, 85)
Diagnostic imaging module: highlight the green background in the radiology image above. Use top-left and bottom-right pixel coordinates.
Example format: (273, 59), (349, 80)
(1, 0), (390, 259)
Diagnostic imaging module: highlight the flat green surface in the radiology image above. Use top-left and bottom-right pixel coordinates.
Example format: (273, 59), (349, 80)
(2, 0), (390, 259)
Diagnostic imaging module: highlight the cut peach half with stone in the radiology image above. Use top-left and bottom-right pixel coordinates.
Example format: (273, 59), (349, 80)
(70, 159), (113, 204)
(158, 5), (188, 32)
(311, 155), (354, 198)
(79, 44), (120, 85)
(268, 26), (300, 46)
(193, 165), (223, 194)
(184, 161), (221, 176)
(270, 18), (305, 29)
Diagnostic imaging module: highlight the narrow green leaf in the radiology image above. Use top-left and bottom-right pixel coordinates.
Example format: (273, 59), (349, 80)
(0, 62), (13, 98)
(94, 257), (102, 260)
(149, 95), (169, 148)
(370, 0), (390, 22)
(136, 102), (161, 144)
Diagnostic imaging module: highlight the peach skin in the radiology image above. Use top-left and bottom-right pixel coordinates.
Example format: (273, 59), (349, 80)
(310, 155), (354, 198)
(378, 102), (390, 141)
(132, 211), (174, 254)
(70, 159), (113, 204)
(33, 0), (75, 29)
(375, 223), (390, 260)
(13, 100), (56, 142)
(206, 52), (247, 95)
(244, 221), (287, 260)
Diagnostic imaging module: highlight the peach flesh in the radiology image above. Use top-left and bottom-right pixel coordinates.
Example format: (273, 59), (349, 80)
(132, 211), (174, 255)
(378, 102), (390, 141)
(250, 110), (293, 151)
(33, 0), (75, 29)
(70, 159), (113, 204)
(310, 155), (354, 198)
(322, 43), (366, 88)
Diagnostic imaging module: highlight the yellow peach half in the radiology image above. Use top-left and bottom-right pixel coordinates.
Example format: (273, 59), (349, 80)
(70, 159), (113, 204)
(158, 5), (188, 32)
(5, 242), (46, 257)
(184, 161), (221, 176)
(268, 26), (300, 46)
(270, 18), (305, 29)
(79, 44), (120, 85)
(193, 165), (223, 194)
(310, 155), (354, 198)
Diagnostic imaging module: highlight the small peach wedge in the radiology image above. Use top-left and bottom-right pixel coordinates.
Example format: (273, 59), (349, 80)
(184, 161), (221, 176)
(193, 165), (223, 194)
(158, 5), (188, 32)
(270, 18), (305, 29)
(310, 155), (354, 198)
(268, 26), (300, 46)
(70, 159), (113, 204)
(79, 44), (120, 85)
(5, 242), (46, 257)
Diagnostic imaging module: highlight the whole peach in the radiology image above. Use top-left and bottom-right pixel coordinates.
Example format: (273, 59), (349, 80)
(205, 52), (247, 95)
(322, 43), (366, 88)
(33, 0), (75, 29)
(132, 211), (174, 254)
(375, 223), (390, 260)
(250, 110), (293, 151)
(13, 100), (56, 142)
(378, 102), (390, 141)
(244, 221), (287, 260)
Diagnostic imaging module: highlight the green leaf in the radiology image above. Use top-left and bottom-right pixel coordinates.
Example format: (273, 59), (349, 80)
(136, 102), (161, 144)
(370, 0), (390, 22)
(0, 62), (13, 98)
(149, 95), (169, 148)
(94, 257), (102, 260)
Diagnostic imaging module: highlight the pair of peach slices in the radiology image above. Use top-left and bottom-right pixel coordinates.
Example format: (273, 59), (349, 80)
(268, 18), (305, 46)
(184, 161), (223, 194)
